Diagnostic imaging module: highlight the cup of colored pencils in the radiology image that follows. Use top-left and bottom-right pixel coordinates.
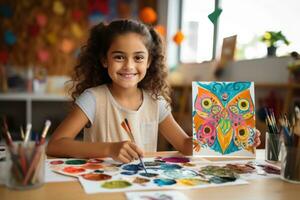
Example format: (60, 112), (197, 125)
(2, 118), (51, 189)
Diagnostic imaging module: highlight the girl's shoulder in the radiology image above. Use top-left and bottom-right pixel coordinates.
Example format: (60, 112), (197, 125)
(86, 84), (107, 93)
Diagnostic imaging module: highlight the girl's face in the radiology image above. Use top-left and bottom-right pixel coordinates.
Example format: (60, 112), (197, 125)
(104, 33), (150, 90)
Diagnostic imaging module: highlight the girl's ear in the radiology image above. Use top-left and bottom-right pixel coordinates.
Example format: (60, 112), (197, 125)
(147, 57), (152, 69)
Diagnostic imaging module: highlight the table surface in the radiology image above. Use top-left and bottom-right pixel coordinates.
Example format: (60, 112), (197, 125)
(1, 150), (300, 200)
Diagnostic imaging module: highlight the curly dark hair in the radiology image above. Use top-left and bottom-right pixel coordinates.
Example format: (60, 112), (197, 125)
(70, 19), (171, 105)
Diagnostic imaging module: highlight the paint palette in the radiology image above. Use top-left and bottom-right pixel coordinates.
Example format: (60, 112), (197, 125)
(49, 156), (249, 194)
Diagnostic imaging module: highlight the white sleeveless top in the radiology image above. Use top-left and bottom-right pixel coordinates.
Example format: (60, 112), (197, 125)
(83, 85), (160, 152)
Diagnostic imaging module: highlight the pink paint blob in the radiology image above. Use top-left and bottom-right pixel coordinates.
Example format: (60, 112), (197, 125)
(161, 157), (190, 163)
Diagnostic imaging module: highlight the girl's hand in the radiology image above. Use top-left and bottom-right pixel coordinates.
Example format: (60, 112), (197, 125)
(109, 141), (144, 163)
(253, 129), (261, 147)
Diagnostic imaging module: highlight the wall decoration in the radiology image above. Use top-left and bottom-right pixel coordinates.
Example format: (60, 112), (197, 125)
(0, 0), (154, 75)
(192, 81), (256, 157)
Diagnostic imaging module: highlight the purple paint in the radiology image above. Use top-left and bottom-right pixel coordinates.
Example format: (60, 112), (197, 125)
(161, 157), (190, 163)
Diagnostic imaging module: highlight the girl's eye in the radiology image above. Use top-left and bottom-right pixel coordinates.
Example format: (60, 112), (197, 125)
(113, 55), (125, 61)
(134, 55), (145, 62)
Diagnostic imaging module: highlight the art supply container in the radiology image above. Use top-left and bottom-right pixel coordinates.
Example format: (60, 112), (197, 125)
(265, 132), (281, 162)
(281, 144), (300, 184)
(5, 141), (45, 190)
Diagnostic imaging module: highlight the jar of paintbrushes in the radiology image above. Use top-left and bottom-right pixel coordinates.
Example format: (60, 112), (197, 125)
(279, 106), (300, 184)
(265, 108), (281, 162)
(1, 118), (51, 189)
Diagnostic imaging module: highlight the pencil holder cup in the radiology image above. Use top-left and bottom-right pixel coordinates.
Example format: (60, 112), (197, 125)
(281, 144), (300, 184)
(5, 141), (45, 190)
(265, 132), (281, 162)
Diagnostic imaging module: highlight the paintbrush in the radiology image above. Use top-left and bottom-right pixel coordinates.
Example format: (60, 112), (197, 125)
(122, 119), (148, 175)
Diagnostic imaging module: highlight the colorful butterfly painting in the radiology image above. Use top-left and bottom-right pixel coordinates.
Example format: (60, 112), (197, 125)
(192, 82), (256, 157)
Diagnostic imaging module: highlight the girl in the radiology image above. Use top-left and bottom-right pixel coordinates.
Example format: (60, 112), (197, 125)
(46, 19), (261, 163)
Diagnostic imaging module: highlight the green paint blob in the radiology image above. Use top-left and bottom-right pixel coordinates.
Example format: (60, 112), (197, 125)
(101, 180), (132, 189)
(65, 159), (87, 165)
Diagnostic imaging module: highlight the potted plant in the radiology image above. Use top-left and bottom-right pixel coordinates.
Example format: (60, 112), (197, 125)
(261, 31), (289, 56)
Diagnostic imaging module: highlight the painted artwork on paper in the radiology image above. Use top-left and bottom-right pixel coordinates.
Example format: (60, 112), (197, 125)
(48, 156), (249, 194)
(192, 81), (256, 157)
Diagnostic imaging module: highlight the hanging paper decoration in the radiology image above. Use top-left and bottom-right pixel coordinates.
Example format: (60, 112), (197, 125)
(60, 38), (74, 53)
(139, 7), (157, 24)
(88, 0), (109, 14)
(36, 13), (47, 27)
(4, 31), (17, 46)
(37, 49), (50, 62)
(89, 11), (104, 26)
(28, 24), (40, 38)
(53, 0), (65, 15)
(154, 25), (166, 37)
(173, 31), (185, 45)
(71, 9), (83, 21)
(0, 4), (13, 18)
(0, 50), (9, 64)
(208, 8), (222, 24)
(46, 32), (57, 45)
(71, 23), (83, 38)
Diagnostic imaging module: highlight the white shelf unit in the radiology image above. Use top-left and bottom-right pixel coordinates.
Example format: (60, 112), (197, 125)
(0, 92), (71, 126)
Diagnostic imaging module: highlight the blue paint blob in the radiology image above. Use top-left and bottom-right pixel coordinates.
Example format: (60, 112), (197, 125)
(160, 163), (182, 170)
(153, 178), (176, 186)
(121, 171), (137, 175)
(139, 172), (158, 177)
(94, 170), (104, 173)
(209, 176), (236, 184)
(122, 164), (142, 171)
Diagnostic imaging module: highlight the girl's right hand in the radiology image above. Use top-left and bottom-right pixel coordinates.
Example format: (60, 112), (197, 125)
(109, 141), (144, 163)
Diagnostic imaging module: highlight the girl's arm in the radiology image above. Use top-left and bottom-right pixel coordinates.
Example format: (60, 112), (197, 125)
(46, 105), (111, 158)
(158, 114), (192, 155)
(46, 105), (143, 162)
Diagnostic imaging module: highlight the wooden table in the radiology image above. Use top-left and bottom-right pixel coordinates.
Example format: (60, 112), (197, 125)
(1, 151), (300, 200)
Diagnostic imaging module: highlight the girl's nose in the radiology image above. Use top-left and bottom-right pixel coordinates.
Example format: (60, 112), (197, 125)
(123, 58), (135, 70)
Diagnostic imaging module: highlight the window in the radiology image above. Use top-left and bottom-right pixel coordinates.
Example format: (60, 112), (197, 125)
(180, 0), (215, 63)
(178, 0), (300, 63)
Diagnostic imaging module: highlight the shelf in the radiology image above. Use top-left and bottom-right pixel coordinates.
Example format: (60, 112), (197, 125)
(0, 92), (71, 101)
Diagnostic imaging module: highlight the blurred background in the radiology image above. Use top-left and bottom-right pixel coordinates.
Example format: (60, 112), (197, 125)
(0, 0), (300, 150)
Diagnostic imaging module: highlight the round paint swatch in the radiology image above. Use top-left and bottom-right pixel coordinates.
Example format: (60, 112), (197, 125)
(162, 157), (190, 163)
(94, 170), (104, 173)
(122, 164), (142, 171)
(63, 166), (86, 174)
(121, 171), (137, 175)
(101, 180), (132, 189)
(133, 177), (150, 184)
(209, 176), (236, 184)
(163, 169), (198, 179)
(50, 160), (64, 165)
(82, 163), (103, 170)
(153, 178), (176, 186)
(160, 163), (182, 170)
(65, 159), (87, 165)
(87, 158), (104, 164)
(139, 172), (159, 178)
(81, 173), (111, 181)
(177, 178), (209, 186)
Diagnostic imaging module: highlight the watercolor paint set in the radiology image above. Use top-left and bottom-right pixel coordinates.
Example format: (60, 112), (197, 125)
(49, 156), (252, 194)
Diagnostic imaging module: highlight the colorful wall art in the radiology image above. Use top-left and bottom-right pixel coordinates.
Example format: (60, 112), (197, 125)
(48, 156), (248, 194)
(192, 81), (256, 157)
